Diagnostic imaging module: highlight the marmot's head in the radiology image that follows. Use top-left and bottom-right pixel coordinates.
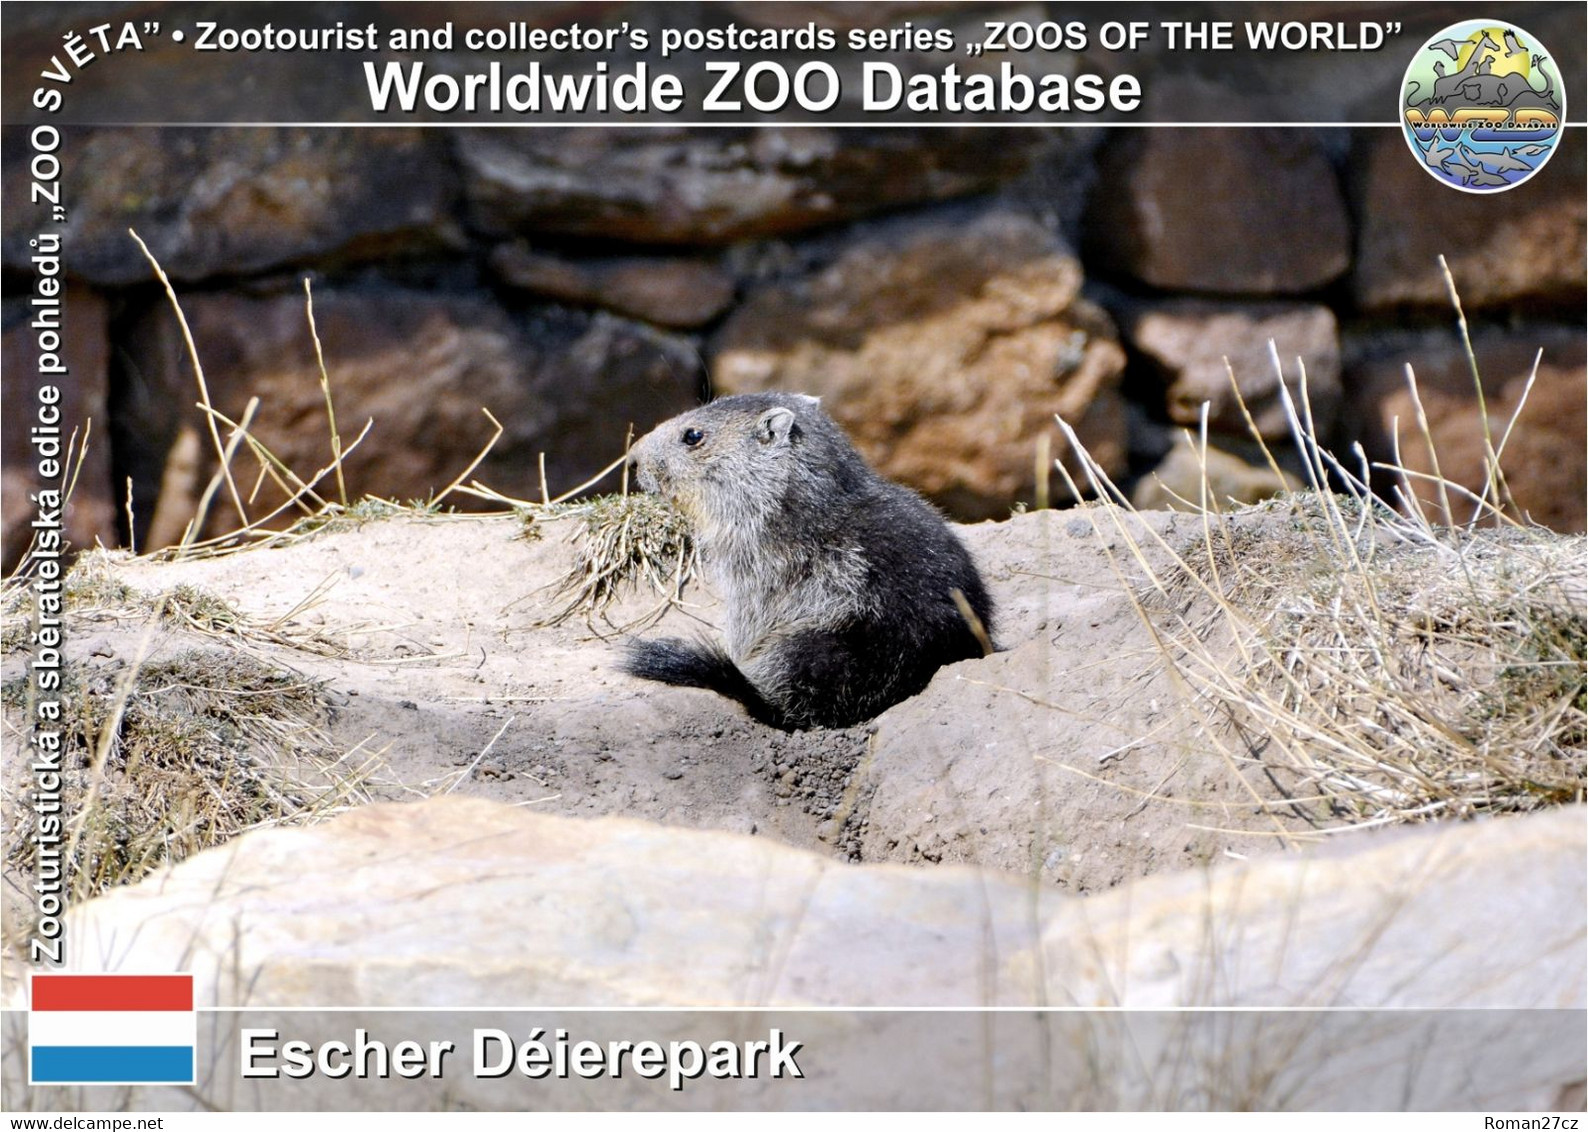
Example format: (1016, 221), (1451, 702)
(628, 393), (838, 541)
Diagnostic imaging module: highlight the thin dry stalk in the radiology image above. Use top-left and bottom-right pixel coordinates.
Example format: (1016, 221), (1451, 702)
(458, 449), (632, 511)
(431, 408), (504, 507)
(155, 417), (375, 561)
(201, 401), (331, 515)
(182, 397), (259, 549)
(303, 278), (348, 507)
(128, 228), (247, 530)
(1437, 254), (1518, 523)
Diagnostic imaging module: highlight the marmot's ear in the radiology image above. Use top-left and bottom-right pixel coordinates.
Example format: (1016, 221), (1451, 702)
(755, 406), (797, 445)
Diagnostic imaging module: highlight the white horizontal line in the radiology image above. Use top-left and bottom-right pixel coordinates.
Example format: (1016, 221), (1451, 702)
(25, 120), (1587, 129)
(5, 120), (1417, 128)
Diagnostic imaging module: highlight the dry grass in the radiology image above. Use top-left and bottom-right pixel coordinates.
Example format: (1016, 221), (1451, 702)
(2, 648), (373, 909)
(1150, 494), (1584, 825)
(118, 229), (506, 564)
(515, 492), (697, 632)
(1053, 268), (1585, 832)
(114, 229), (692, 628)
(3, 548), (354, 661)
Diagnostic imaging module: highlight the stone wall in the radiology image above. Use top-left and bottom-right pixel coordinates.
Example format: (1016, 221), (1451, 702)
(3, 3), (1583, 568)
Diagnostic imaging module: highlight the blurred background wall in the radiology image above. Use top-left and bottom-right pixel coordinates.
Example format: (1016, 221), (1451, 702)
(3, 1), (1583, 570)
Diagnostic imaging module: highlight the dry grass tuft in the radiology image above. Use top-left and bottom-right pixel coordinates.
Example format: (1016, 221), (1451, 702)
(518, 492), (697, 632)
(1053, 269), (1585, 833)
(1153, 494), (1584, 825)
(2, 649), (373, 908)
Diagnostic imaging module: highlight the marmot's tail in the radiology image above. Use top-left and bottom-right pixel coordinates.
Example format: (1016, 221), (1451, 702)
(621, 637), (784, 728)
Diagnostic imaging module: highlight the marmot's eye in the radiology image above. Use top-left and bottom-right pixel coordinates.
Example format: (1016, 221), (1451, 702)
(682, 428), (705, 447)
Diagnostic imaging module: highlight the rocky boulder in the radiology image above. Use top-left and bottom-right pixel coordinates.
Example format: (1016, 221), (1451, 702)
(1, 128), (463, 287)
(1341, 323), (1586, 532)
(712, 206), (1128, 517)
(1083, 127), (1351, 295)
(41, 797), (1584, 1011)
(1119, 299), (1341, 442)
(490, 243), (737, 330)
(4, 799), (1576, 1109)
(457, 126), (1056, 246)
(1350, 129), (1586, 314)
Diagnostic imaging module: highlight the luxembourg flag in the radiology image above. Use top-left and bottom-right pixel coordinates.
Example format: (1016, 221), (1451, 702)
(29, 973), (196, 1085)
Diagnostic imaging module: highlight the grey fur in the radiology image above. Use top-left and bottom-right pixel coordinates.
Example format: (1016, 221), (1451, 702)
(622, 393), (995, 730)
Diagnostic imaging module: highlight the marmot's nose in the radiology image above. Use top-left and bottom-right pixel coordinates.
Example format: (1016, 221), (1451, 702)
(627, 451), (659, 492)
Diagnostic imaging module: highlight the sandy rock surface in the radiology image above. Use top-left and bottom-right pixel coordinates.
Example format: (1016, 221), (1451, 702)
(5, 795), (1580, 1111)
(37, 795), (1584, 1011)
(37, 509), (1326, 889)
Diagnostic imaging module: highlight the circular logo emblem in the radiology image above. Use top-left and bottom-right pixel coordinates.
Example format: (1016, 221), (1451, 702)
(1401, 20), (1564, 192)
